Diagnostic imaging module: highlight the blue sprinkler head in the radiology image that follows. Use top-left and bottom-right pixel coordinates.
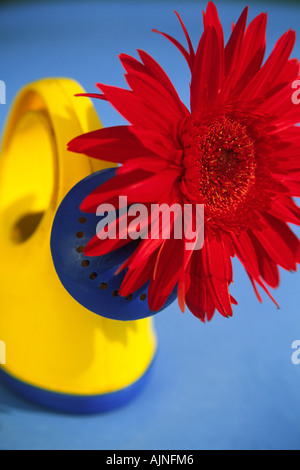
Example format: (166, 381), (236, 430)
(50, 168), (177, 321)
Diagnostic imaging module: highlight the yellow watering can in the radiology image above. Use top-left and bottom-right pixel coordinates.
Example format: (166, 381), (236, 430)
(0, 78), (157, 413)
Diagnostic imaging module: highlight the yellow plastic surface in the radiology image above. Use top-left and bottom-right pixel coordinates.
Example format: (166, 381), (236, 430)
(0, 78), (156, 395)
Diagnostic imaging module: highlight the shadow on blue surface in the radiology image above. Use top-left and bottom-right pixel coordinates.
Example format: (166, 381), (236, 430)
(0, 380), (46, 414)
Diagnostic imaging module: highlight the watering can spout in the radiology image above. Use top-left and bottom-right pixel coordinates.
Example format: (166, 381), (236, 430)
(0, 78), (157, 413)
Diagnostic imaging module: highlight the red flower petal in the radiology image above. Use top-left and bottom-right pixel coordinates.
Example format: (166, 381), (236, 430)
(241, 29), (296, 100)
(96, 83), (178, 134)
(137, 49), (189, 115)
(68, 125), (156, 162)
(224, 7), (248, 78)
(117, 157), (170, 176)
(120, 54), (188, 120)
(253, 213), (299, 271)
(271, 197), (300, 226)
(147, 238), (185, 312)
(152, 28), (193, 71)
(80, 168), (181, 212)
(191, 25), (223, 112)
(119, 250), (157, 297)
(228, 12), (267, 97)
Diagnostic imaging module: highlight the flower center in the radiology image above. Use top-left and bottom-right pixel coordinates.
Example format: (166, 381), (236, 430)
(180, 115), (256, 216)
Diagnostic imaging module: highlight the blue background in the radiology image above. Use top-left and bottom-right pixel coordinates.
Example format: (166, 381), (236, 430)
(0, 0), (300, 450)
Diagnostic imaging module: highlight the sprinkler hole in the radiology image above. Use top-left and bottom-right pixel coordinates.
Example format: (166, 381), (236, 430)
(78, 217), (87, 224)
(99, 282), (108, 290)
(81, 260), (90, 268)
(89, 272), (98, 280)
(126, 294), (133, 302)
(76, 231), (85, 239)
(77, 246), (85, 253)
(112, 289), (119, 297)
(140, 293), (147, 301)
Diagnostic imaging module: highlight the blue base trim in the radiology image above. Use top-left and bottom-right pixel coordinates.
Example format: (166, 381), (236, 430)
(0, 357), (156, 414)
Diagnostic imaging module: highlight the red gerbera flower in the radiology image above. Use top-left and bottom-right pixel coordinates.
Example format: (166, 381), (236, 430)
(68, 2), (300, 322)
